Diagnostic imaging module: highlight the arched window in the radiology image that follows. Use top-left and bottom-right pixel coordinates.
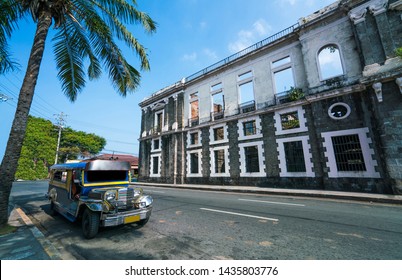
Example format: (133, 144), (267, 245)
(318, 45), (344, 80)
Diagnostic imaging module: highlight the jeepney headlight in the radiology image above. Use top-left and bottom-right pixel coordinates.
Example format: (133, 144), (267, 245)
(105, 190), (117, 201)
(135, 195), (153, 209)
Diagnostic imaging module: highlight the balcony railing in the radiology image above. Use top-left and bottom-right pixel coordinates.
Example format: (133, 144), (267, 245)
(211, 111), (224, 121)
(185, 23), (299, 83)
(189, 116), (199, 127)
(239, 100), (256, 114)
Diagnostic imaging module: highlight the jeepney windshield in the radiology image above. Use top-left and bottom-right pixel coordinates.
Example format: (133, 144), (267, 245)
(86, 170), (128, 183)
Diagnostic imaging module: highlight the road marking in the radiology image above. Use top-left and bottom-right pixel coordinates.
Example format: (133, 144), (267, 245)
(200, 208), (279, 222)
(238, 198), (305, 207)
(144, 190), (165, 193)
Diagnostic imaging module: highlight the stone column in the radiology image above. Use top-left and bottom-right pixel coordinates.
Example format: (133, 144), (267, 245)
(369, 0), (395, 59)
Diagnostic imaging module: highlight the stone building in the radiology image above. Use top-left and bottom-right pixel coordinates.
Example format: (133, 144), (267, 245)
(138, 0), (402, 194)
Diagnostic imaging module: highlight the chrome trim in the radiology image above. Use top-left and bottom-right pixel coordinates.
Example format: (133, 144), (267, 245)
(101, 207), (152, 227)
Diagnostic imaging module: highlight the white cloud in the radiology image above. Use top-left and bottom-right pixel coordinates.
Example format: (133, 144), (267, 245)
(182, 52), (197, 61)
(203, 48), (218, 60)
(228, 19), (272, 53)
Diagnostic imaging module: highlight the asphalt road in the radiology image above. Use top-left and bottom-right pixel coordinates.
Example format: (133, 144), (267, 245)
(9, 181), (402, 260)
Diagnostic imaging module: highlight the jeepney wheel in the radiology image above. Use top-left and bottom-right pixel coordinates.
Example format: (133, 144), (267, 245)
(82, 208), (100, 239)
(49, 201), (57, 216)
(136, 217), (149, 228)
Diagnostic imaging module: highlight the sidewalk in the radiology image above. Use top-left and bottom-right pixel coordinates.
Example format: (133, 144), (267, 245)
(1, 183), (402, 260)
(0, 206), (62, 260)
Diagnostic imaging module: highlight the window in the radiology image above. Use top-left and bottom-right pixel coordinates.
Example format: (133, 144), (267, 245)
(187, 130), (202, 147)
(153, 139), (160, 150)
(239, 141), (265, 177)
(210, 146), (230, 177)
(328, 103), (351, 120)
(274, 106), (307, 135)
(274, 68), (295, 94)
(272, 56), (294, 95)
(152, 157), (159, 174)
(318, 45), (343, 80)
(190, 153), (199, 174)
(244, 146), (260, 173)
(53, 171), (67, 183)
(276, 136), (314, 177)
(150, 154), (161, 177)
(209, 124), (228, 144)
(283, 141), (306, 172)
(152, 137), (161, 152)
(238, 71), (255, 113)
(331, 135), (366, 172)
(190, 132), (199, 145)
(321, 128), (380, 178)
(214, 150), (226, 174)
(189, 92), (199, 126)
(238, 117), (262, 140)
(155, 110), (164, 133)
(187, 149), (202, 177)
(243, 120), (256, 136)
(212, 92), (224, 113)
(214, 127), (224, 141)
(280, 111), (300, 130)
(211, 83), (224, 119)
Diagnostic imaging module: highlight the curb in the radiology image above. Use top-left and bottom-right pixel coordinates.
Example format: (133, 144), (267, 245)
(132, 182), (402, 205)
(14, 207), (62, 260)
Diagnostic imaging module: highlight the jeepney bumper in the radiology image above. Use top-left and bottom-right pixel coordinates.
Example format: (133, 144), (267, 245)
(101, 207), (152, 227)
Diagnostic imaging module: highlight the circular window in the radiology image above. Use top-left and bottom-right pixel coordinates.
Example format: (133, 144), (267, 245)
(328, 103), (350, 120)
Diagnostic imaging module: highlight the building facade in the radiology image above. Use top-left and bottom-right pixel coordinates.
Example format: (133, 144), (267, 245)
(138, 0), (402, 194)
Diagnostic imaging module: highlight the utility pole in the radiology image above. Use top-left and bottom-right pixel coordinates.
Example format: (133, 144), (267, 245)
(54, 112), (67, 164)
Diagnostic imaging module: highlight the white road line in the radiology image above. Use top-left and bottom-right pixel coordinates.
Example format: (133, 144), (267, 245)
(238, 198), (305, 207)
(200, 208), (279, 222)
(144, 190), (165, 193)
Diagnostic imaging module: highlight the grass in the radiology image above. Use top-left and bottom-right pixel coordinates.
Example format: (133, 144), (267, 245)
(0, 224), (17, 236)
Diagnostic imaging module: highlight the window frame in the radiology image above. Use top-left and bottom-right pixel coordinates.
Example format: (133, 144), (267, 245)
(187, 130), (202, 148)
(150, 153), (161, 177)
(209, 124), (228, 145)
(237, 116), (263, 141)
(276, 136), (315, 177)
(271, 55), (295, 96)
(317, 44), (345, 82)
(239, 141), (266, 177)
(237, 70), (255, 111)
(321, 128), (380, 178)
(210, 146), (230, 177)
(274, 106), (307, 135)
(186, 149), (203, 177)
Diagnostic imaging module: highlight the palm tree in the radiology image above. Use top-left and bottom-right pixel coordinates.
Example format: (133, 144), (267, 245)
(0, 0), (156, 227)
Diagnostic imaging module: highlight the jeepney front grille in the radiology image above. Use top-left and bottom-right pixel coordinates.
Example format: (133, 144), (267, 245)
(116, 188), (134, 210)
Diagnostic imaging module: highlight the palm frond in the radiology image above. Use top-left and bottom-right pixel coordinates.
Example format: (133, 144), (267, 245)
(53, 25), (87, 102)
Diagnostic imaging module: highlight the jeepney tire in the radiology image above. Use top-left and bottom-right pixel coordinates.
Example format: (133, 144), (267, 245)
(136, 217), (149, 228)
(82, 208), (100, 239)
(49, 201), (57, 216)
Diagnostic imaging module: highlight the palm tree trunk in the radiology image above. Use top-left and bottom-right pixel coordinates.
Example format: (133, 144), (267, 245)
(0, 10), (52, 226)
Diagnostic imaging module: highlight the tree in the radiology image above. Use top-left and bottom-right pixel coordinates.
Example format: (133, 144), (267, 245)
(15, 116), (56, 180)
(0, 1), (156, 227)
(13, 116), (107, 180)
(58, 128), (106, 162)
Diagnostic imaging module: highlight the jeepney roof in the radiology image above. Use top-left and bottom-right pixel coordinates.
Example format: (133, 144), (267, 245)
(50, 160), (131, 171)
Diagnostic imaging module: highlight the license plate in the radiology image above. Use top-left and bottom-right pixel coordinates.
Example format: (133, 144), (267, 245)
(124, 215), (140, 224)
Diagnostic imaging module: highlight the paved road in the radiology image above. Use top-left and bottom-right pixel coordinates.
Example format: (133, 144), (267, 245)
(9, 181), (402, 260)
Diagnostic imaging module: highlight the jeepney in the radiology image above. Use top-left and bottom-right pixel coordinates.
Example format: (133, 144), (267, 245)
(46, 160), (153, 239)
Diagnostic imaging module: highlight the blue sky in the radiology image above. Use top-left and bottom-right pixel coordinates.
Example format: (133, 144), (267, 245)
(0, 0), (335, 161)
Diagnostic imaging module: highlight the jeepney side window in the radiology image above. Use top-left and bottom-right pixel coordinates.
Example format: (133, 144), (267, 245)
(53, 171), (67, 183)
